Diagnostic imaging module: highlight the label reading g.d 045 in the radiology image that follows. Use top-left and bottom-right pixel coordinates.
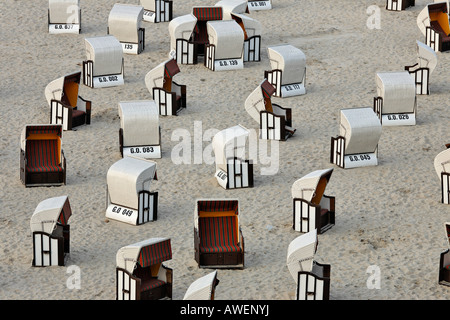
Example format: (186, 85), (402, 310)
(215, 170), (228, 189)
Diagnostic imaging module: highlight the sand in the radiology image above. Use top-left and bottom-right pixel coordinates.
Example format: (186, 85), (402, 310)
(0, 0), (449, 300)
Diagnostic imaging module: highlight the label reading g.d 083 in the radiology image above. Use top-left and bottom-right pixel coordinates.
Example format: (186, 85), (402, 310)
(123, 145), (161, 159)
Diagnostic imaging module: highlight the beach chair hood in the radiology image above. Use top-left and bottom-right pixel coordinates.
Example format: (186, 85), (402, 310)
(30, 195), (71, 234)
(291, 169), (333, 203)
(417, 2), (449, 35)
(434, 147), (450, 180)
(215, 0), (248, 19)
(207, 20), (245, 60)
(183, 270), (218, 300)
(231, 13), (262, 38)
(245, 79), (275, 123)
(212, 125), (249, 171)
(107, 157), (157, 210)
(376, 71), (416, 114)
(286, 229), (318, 283)
(49, 0), (80, 24)
(267, 44), (306, 86)
(116, 238), (171, 274)
(45, 72), (81, 106)
(21, 124), (62, 152)
(85, 36), (123, 77)
(416, 40), (438, 75)
(108, 4), (144, 44)
(339, 108), (382, 155)
(168, 14), (198, 52)
(145, 59), (180, 94)
(194, 199), (240, 230)
(118, 100), (160, 146)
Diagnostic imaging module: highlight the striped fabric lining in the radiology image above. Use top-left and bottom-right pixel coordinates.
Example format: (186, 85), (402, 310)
(26, 125), (62, 138)
(140, 278), (166, 292)
(58, 199), (72, 226)
(138, 239), (172, 268)
(199, 216), (241, 253)
(26, 140), (63, 173)
(197, 200), (239, 215)
(192, 7), (222, 21)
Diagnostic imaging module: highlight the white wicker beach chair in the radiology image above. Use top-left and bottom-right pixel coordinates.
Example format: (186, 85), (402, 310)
(286, 229), (330, 300)
(404, 41), (438, 95)
(245, 79), (296, 141)
(108, 4), (145, 54)
(434, 144), (450, 204)
(20, 124), (66, 187)
(439, 222), (450, 286)
(116, 238), (172, 300)
(140, 0), (172, 23)
(373, 71), (417, 126)
(417, 2), (450, 52)
(83, 35), (124, 88)
(265, 44), (306, 98)
(118, 100), (161, 159)
(183, 271), (219, 300)
(168, 14), (198, 64)
(247, 0), (272, 11)
(106, 156), (158, 225)
(48, 0), (81, 34)
(330, 107), (382, 169)
(145, 59), (186, 116)
(212, 125), (253, 189)
(31, 195), (71, 267)
(386, 0), (414, 11)
(292, 168), (335, 234)
(194, 199), (244, 269)
(205, 20), (245, 71)
(45, 72), (91, 131)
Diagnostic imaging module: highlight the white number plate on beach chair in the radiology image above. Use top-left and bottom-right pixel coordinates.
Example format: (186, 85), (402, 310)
(49, 24), (80, 34)
(215, 59), (244, 71)
(344, 152), (377, 168)
(381, 113), (415, 126)
(281, 83), (306, 97)
(93, 74), (124, 88)
(248, 1), (272, 11)
(122, 43), (140, 55)
(143, 10), (155, 22)
(215, 170), (228, 189)
(106, 204), (138, 225)
(123, 146), (161, 159)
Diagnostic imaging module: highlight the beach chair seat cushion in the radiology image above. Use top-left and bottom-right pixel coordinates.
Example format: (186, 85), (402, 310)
(199, 216), (242, 253)
(141, 278), (166, 292)
(446, 265), (450, 270)
(26, 140), (63, 173)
